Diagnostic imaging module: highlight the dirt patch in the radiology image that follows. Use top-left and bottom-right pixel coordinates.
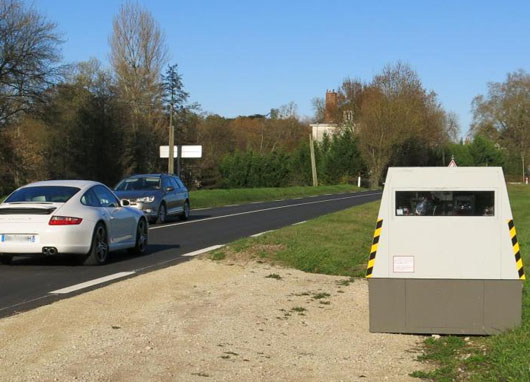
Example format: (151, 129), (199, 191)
(0, 259), (425, 381)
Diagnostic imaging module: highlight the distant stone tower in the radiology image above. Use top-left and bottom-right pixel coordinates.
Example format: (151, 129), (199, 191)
(324, 90), (338, 123)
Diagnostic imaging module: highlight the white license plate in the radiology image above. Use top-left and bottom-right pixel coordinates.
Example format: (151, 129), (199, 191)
(1, 234), (38, 243)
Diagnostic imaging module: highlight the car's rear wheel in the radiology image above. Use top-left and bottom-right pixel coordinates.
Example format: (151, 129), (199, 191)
(156, 203), (167, 224)
(0, 254), (12, 265)
(130, 218), (148, 255)
(84, 223), (109, 265)
(179, 201), (190, 221)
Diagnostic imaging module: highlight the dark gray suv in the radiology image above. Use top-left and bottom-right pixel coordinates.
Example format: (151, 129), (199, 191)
(114, 174), (190, 224)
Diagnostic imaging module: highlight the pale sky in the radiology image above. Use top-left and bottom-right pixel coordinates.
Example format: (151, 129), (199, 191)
(36, 0), (530, 135)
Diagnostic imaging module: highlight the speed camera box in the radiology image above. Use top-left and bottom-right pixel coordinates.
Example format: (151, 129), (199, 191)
(367, 167), (524, 334)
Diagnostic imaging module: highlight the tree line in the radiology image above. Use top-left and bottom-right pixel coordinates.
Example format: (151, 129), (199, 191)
(219, 127), (364, 188)
(0, 0), (528, 195)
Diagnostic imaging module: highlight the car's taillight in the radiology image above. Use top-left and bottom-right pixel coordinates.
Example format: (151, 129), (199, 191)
(49, 216), (83, 225)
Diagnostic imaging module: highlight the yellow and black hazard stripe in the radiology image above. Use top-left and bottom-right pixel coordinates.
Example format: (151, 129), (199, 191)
(366, 219), (383, 278)
(508, 219), (525, 280)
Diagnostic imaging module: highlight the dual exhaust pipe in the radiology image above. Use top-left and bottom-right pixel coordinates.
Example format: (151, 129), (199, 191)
(42, 247), (58, 256)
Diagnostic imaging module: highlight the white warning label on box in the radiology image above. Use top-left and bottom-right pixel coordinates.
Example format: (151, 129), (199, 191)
(393, 256), (414, 273)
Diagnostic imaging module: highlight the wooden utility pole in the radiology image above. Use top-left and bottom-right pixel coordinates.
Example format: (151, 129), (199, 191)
(309, 133), (318, 187)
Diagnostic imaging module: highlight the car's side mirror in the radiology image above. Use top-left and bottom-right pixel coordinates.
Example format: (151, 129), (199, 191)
(166, 186), (174, 192)
(121, 199), (130, 207)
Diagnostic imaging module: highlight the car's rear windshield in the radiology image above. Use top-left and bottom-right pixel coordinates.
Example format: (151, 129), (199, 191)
(115, 177), (161, 191)
(5, 186), (81, 203)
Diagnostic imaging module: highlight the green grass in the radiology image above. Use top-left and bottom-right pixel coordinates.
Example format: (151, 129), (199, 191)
(189, 184), (365, 209)
(411, 184), (530, 382)
(210, 251), (226, 261)
(210, 199), (378, 277)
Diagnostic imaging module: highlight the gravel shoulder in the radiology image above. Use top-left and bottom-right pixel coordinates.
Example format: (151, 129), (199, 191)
(0, 259), (426, 382)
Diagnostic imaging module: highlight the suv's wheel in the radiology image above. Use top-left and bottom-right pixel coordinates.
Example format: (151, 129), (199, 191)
(179, 201), (190, 221)
(130, 219), (148, 255)
(156, 203), (167, 224)
(0, 254), (12, 265)
(84, 223), (109, 265)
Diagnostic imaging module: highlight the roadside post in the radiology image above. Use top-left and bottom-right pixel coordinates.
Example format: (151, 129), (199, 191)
(309, 134), (318, 187)
(367, 167), (524, 335)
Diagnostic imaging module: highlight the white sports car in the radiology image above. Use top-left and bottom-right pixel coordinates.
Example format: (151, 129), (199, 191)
(0, 180), (148, 265)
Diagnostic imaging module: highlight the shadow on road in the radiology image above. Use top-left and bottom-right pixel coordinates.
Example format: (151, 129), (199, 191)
(1, 243), (181, 267)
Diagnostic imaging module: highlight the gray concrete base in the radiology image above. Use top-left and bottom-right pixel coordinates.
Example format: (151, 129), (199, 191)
(368, 278), (522, 335)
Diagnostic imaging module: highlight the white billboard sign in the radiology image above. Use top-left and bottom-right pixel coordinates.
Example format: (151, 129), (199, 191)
(160, 145), (202, 158)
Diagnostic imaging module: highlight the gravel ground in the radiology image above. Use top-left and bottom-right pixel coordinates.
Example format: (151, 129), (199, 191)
(0, 259), (425, 382)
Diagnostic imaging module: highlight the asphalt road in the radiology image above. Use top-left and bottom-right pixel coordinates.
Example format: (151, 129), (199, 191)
(0, 190), (382, 318)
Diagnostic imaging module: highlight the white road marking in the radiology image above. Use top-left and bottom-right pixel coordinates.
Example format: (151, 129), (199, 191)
(224, 204), (240, 207)
(49, 272), (136, 294)
(251, 230), (274, 238)
(181, 245), (225, 257)
(292, 220), (307, 225)
(149, 192), (381, 231)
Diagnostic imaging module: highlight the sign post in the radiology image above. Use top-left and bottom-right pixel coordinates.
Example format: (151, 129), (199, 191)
(309, 134), (318, 187)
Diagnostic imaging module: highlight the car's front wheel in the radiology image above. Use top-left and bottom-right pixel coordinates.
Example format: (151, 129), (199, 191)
(0, 254), (13, 265)
(179, 200), (190, 221)
(156, 203), (167, 224)
(130, 218), (148, 255)
(84, 223), (109, 265)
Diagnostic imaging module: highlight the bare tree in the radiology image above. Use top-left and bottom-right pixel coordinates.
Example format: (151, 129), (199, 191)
(0, 0), (62, 126)
(471, 70), (530, 181)
(358, 86), (396, 188)
(110, 0), (167, 131)
(358, 63), (446, 188)
(311, 97), (325, 123)
(337, 78), (365, 124)
(109, 0), (168, 172)
(444, 111), (460, 142)
(276, 101), (298, 119)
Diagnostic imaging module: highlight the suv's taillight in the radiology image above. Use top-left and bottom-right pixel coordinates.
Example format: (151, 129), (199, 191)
(49, 216), (83, 225)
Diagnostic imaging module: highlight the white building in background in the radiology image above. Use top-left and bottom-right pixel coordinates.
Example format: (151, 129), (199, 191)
(310, 90), (355, 142)
(310, 123), (338, 142)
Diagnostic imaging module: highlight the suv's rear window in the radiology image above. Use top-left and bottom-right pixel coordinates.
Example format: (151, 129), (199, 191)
(115, 177), (161, 191)
(5, 186), (80, 203)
